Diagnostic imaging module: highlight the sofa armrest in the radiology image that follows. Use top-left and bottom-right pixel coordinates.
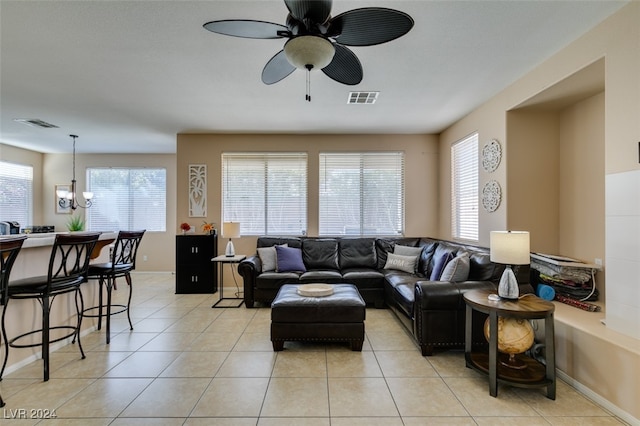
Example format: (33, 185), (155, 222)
(415, 280), (535, 311)
(415, 280), (495, 310)
(238, 255), (261, 308)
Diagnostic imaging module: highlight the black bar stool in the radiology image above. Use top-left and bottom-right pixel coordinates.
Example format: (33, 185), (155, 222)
(1, 233), (100, 382)
(82, 230), (145, 344)
(0, 235), (27, 405)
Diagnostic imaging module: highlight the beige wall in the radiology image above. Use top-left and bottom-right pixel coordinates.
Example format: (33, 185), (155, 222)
(176, 133), (439, 259)
(0, 143), (44, 225)
(440, 2), (639, 421)
(506, 110), (560, 252)
(41, 153), (177, 272)
(558, 93), (606, 292)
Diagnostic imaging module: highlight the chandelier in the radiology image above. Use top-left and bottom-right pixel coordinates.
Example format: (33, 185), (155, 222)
(56, 134), (93, 210)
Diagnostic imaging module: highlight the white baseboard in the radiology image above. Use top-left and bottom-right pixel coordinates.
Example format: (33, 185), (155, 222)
(557, 369), (639, 425)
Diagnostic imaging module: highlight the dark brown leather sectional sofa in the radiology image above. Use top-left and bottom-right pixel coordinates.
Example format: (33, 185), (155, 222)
(238, 236), (533, 356)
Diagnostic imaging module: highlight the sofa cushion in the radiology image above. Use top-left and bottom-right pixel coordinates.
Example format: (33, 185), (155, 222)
(256, 271), (303, 289)
(257, 244), (287, 272)
(342, 268), (385, 289)
(276, 246), (307, 273)
(302, 239), (339, 270)
(384, 253), (418, 274)
(467, 249), (498, 281)
(340, 238), (377, 270)
(258, 237), (302, 249)
(300, 270), (343, 282)
(430, 252), (454, 280)
(440, 253), (470, 282)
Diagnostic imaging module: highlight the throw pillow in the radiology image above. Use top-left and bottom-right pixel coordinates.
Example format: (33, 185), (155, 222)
(393, 245), (423, 273)
(383, 253), (417, 274)
(275, 245), (307, 273)
(429, 252), (454, 281)
(439, 253), (470, 282)
(257, 244), (287, 272)
(393, 245), (423, 257)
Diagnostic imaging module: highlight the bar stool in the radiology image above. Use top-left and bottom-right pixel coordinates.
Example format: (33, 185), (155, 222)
(0, 235), (27, 405)
(1, 233), (100, 382)
(82, 230), (145, 344)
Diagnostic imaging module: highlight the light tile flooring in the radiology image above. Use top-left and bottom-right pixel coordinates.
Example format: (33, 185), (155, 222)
(0, 273), (627, 425)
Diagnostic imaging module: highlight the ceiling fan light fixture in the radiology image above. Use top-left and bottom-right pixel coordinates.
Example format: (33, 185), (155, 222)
(284, 35), (335, 70)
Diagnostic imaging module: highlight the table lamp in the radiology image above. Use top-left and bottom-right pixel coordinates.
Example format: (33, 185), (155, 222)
(490, 231), (530, 300)
(223, 222), (241, 257)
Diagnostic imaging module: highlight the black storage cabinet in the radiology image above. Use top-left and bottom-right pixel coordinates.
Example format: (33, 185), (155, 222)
(175, 234), (218, 294)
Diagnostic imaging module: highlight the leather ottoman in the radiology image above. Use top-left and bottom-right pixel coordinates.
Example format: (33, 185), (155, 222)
(271, 283), (366, 351)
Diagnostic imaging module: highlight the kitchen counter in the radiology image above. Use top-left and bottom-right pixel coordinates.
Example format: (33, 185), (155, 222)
(0, 231), (117, 376)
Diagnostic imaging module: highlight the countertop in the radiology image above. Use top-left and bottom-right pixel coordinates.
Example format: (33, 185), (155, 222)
(1, 231), (118, 248)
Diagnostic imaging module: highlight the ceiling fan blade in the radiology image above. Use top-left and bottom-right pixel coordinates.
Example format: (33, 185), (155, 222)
(203, 20), (289, 39)
(328, 8), (414, 46)
(262, 50), (296, 84)
(322, 44), (362, 85)
(284, 0), (332, 24)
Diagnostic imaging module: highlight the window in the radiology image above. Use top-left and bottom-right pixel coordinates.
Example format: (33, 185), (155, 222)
(0, 161), (33, 227)
(451, 133), (478, 241)
(86, 168), (166, 232)
(319, 152), (404, 236)
(222, 153), (307, 236)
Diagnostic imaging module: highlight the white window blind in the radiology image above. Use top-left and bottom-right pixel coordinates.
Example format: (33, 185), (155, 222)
(222, 153), (307, 236)
(0, 160), (33, 228)
(451, 133), (479, 241)
(319, 152), (404, 236)
(86, 168), (166, 232)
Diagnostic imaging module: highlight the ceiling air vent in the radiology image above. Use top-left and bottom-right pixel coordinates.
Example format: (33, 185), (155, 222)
(348, 92), (379, 104)
(13, 118), (59, 128)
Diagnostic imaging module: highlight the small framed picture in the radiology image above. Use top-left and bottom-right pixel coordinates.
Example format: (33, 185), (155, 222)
(55, 184), (72, 214)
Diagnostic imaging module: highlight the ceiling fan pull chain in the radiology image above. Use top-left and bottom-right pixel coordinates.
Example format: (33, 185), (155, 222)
(305, 64), (312, 102)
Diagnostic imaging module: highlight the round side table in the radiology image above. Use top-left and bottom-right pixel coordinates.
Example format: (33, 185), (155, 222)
(463, 288), (556, 399)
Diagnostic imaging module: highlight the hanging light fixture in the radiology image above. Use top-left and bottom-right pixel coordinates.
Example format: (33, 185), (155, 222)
(56, 134), (93, 210)
(283, 35), (335, 101)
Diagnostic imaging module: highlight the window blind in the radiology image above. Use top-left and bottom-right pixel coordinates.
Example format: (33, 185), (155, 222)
(86, 168), (166, 232)
(222, 153), (307, 236)
(319, 152), (404, 236)
(0, 160), (33, 227)
(451, 133), (479, 241)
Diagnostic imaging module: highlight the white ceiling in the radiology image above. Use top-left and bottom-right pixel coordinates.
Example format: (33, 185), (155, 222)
(0, 0), (627, 154)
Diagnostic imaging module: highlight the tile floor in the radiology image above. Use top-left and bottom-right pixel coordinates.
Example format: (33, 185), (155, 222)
(0, 273), (628, 425)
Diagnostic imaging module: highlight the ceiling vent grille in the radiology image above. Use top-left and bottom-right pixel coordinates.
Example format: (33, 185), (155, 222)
(348, 92), (379, 104)
(13, 118), (59, 128)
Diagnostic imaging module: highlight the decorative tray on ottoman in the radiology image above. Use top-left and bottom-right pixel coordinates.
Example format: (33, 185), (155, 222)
(297, 283), (334, 297)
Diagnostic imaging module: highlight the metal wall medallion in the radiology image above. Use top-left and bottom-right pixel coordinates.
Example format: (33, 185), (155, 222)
(482, 139), (502, 173)
(482, 180), (501, 212)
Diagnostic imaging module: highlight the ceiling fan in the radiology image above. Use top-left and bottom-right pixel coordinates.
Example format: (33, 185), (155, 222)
(203, 0), (414, 100)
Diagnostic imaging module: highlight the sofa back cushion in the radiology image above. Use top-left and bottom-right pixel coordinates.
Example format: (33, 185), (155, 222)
(302, 239), (339, 270)
(416, 238), (438, 276)
(257, 237), (302, 249)
(340, 238), (377, 270)
(466, 249), (496, 281)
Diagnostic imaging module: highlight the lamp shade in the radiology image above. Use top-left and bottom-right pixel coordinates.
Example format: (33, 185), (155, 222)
(490, 231), (530, 265)
(284, 35), (335, 70)
(222, 222), (241, 239)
